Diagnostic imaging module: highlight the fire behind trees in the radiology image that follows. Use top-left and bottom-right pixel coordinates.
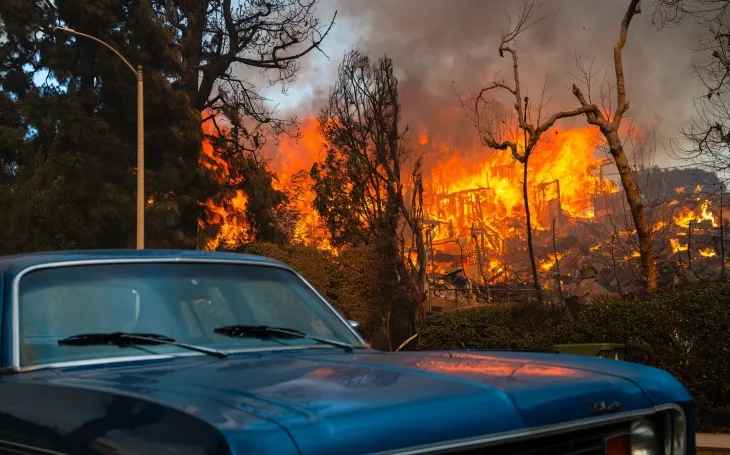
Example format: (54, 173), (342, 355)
(0, 0), (333, 251)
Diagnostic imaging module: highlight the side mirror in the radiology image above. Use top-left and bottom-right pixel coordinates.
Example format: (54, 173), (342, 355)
(348, 320), (361, 330)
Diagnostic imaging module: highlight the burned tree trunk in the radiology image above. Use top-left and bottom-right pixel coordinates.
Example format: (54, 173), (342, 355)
(552, 217), (564, 303)
(571, 0), (657, 290)
(610, 232), (624, 296)
(687, 220), (693, 270)
(721, 189), (726, 279)
(523, 156), (543, 303)
(610, 133), (657, 289)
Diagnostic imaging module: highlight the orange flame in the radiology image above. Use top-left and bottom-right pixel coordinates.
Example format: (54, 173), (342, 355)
(424, 126), (616, 252)
(539, 252), (566, 272)
(673, 200), (718, 229)
(199, 110), (724, 280)
(199, 114), (335, 252)
(670, 238), (688, 254)
(199, 117), (251, 250)
(199, 116), (619, 268)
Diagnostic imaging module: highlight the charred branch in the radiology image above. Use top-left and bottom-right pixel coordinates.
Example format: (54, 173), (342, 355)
(455, 0), (595, 302)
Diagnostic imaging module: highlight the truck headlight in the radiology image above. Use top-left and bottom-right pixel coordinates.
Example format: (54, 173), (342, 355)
(607, 410), (686, 455)
(630, 419), (660, 455)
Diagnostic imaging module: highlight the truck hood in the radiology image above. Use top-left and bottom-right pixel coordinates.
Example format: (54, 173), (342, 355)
(44, 349), (685, 455)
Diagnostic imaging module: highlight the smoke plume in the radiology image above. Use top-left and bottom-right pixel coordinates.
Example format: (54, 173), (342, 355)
(278, 0), (707, 166)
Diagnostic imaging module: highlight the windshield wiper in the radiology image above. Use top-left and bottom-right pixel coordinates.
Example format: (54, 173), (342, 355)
(213, 325), (354, 353)
(58, 332), (227, 359)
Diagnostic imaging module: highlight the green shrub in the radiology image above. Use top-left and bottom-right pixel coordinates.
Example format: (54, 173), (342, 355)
(418, 302), (564, 351)
(418, 282), (730, 432)
(335, 246), (389, 340)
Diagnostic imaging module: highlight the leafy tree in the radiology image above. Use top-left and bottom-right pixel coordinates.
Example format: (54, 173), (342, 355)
(312, 49), (426, 348)
(0, 153), (94, 255)
(0, 0), (204, 249)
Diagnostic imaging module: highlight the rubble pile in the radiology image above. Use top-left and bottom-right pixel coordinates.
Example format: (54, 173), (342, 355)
(423, 184), (728, 310)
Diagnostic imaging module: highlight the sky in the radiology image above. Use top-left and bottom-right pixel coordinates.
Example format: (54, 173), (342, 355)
(251, 0), (710, 168)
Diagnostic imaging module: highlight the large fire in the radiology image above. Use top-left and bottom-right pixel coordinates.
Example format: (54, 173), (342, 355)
(422, 126), (616, 251)
(199, 110), (726, 289)
(200, 118), (250, 249)
(199, 115), (332, 251)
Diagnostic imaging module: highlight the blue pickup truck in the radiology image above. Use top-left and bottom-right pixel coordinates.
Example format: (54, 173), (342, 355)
(0, 250), (693, 454)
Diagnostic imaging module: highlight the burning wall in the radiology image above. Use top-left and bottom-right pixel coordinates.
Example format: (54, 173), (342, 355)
(421, 126), (617, 251)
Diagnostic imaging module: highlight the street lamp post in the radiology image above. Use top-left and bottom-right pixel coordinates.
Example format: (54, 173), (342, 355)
(53, 26), (145, 250)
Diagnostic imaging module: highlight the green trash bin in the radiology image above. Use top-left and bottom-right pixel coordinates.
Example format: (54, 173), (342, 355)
(552, 343), (625, 360)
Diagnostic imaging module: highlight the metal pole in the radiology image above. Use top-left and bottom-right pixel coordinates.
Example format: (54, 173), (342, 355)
(52, 27), (145, 249)
(136, 66), (144, 249)
(721, 187), (725, 278)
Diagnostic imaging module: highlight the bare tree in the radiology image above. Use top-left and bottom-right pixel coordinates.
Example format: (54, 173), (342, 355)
(569, 0), (658, 290)
(165, 0), (335, 125)
(653, 1), (730, 188)
(404, 157), (429, 322)
(456, 0), (595, 303)
(653, 0), (729, 28)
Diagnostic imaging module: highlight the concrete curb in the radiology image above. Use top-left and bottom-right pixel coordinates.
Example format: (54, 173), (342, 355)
(698, 434), (730, 454)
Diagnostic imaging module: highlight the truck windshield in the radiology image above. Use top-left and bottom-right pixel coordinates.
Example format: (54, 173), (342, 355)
(17, 262), (364, 367)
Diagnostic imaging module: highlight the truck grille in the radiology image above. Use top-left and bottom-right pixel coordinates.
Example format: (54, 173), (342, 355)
(448, 420), (631, 455)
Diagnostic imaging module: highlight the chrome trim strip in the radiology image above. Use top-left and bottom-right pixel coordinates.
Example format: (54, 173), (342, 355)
(377, 403), (690, 455)
(0, 438), (70, 454)
(372, 405), (680, 455)
(655, 403), (688, 455)
(10, 257), (368, 371)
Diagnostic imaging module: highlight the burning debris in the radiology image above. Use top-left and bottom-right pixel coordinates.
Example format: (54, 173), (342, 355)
(421, 174), (727, 310)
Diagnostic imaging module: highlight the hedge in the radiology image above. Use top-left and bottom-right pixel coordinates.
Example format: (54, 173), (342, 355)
(418, 282), (730, 433)
(236, 243), (389, 342)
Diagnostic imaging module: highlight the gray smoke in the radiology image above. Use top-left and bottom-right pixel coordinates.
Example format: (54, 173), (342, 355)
(272, 0), (709, 167)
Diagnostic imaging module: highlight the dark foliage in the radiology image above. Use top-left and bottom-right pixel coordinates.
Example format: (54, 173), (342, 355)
(418, 282), (730, 432)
